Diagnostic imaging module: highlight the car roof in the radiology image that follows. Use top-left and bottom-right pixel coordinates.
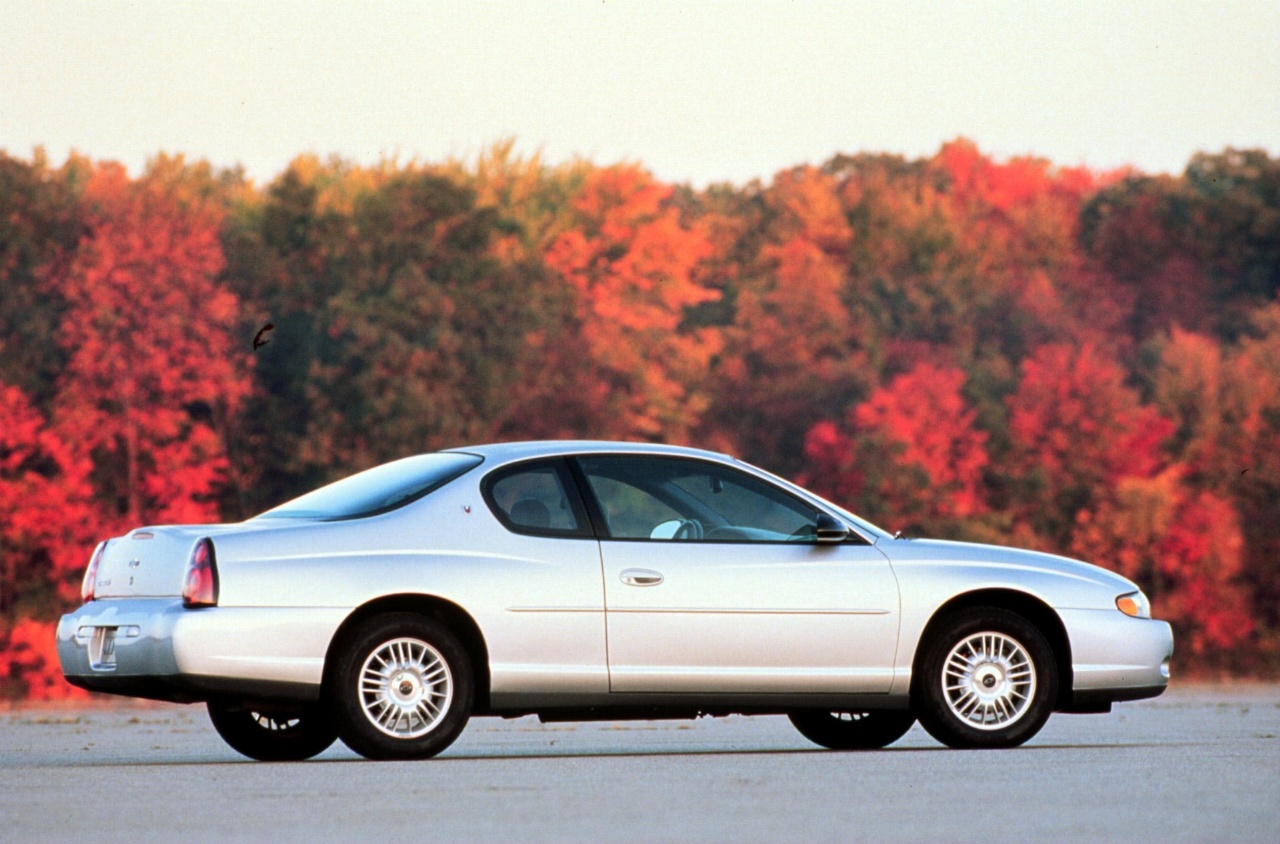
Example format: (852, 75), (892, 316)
(444, 440), (733, 464)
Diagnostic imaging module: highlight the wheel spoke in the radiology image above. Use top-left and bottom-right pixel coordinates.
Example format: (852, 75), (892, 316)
(358, 636), (454, 739)
(941, 630), (1038, 731)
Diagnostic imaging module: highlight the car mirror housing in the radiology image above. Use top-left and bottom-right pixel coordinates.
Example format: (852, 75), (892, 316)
(815, 512), (850, 543)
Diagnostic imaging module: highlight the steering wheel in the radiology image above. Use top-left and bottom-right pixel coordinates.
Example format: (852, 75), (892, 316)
(674, 519), (704, 540)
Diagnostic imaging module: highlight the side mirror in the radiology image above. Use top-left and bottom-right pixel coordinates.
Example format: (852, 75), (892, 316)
(814, 512), (850, 543)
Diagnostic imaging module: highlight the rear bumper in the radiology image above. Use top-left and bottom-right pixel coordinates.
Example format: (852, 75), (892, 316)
(1059, 608), (1174, 704)
(57, 599), (345, 704)
(63, 672), (322, 704)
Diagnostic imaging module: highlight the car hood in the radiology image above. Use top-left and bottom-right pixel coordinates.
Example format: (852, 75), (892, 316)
(880, 537), (1141, 595)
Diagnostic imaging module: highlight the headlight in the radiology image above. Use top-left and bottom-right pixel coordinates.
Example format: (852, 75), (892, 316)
(1116, 590), (1151, 619)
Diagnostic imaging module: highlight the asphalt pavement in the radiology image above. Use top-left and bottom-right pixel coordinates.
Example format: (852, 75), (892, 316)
(1, 683), (1277, 842)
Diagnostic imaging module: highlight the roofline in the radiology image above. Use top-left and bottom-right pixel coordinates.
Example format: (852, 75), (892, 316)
(443, 439), (733, 462)
(433, 439), (887, 542)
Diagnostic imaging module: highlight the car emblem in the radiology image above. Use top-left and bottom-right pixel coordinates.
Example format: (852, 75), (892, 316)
(129, 559), (142, 568)
(462, 505), (472, 514)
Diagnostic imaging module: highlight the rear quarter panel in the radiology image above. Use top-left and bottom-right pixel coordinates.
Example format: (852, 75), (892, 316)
(210, 479), (608, 697)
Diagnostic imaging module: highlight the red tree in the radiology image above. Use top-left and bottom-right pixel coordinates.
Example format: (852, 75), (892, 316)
(0, 384), (98, 699)
(52, 161), (250, 527)
(802, 363), (988, 529)
(853, 363), (989, 521)
(801, 420), (862, 508)
(0, 384), (98, 606)
(0, 618), (88, 700)
(1006, 343), (1172, 543)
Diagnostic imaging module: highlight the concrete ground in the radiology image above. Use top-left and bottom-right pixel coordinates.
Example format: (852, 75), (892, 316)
(1, 683), (1277, 842)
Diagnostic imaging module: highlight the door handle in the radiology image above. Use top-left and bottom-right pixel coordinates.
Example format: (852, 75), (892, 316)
(620, 568), (664, 587)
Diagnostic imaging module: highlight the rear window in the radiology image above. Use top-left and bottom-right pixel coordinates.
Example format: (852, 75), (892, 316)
(255, 453), (483, 521)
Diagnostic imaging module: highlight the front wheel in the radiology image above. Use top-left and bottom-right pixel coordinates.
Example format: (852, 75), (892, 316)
(330, 613), (474, 761)
(788, 709), (916, 749)
(206, 700), (337, 761)
(914, 607), (1058, 749)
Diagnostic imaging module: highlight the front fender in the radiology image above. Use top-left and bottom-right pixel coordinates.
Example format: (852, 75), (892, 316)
(882, 540), (1140, 696)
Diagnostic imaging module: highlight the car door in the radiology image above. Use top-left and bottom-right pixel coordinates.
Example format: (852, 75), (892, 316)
(478, 457), (610, 698)
(574, 455), (900, 694)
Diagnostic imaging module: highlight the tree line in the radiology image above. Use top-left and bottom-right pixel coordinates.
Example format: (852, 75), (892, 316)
(2, 139), (1278, 697)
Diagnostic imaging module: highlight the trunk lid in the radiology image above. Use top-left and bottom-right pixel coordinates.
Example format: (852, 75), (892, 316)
(92, 524), (242, 599)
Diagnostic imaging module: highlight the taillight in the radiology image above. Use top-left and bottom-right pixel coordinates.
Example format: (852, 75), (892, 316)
(81, 542), (106, 603)
(182, 538), (219, 608)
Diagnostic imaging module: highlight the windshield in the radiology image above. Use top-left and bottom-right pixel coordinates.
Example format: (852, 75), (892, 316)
(254, 453), (483, 521)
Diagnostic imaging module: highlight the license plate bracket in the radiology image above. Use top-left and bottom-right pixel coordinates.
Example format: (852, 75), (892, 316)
(89, 627), (117, 671)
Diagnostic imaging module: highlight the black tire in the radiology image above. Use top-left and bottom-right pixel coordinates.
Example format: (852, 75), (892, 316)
(206, 700), (338, 761)
(788, 709), (916, 750)
(330, 613), (474, 761)
(914, 607), (1058, 749)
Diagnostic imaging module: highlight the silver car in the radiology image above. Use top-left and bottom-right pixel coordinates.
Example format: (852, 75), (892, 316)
(58, 441), (1173, 760)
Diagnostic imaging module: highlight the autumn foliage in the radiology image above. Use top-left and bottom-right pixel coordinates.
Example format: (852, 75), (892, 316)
(54, 162), (249, 527)
(3, 140), (1280, 696)
(801, 363), (988, 531)
(520, 165), (719, 442)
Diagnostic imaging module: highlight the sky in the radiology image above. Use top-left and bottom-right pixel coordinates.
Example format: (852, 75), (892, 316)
(2, 1), (1278, 187)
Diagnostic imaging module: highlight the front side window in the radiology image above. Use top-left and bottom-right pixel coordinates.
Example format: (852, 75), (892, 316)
(482, 458), (591, 537)
(576, 456), (823, 542)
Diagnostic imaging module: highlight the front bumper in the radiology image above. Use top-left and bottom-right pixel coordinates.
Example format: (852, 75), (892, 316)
(1059, 608), (1174, 704)
(57, 599), (345, 704)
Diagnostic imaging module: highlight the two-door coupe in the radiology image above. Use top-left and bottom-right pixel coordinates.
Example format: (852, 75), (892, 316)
(58, 441), (1173, 760)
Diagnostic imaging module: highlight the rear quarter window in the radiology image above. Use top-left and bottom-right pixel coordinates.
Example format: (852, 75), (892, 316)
(482, 458), (593, 538)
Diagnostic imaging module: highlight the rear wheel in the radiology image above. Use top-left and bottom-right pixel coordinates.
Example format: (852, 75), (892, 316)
(206, 701), (337, 761)
(330, 613), (474, 761)
(788, 709), (916, 749)
(915, 607), (1057, 749)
